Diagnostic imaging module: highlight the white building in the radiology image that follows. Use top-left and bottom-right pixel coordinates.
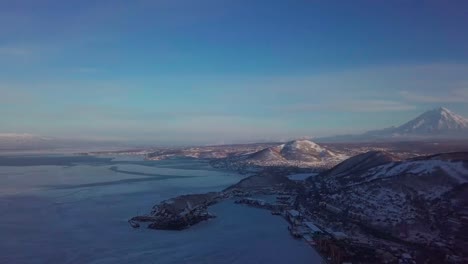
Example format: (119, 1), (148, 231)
(287, 209), (301, 225)
(303, 222), (323, 235)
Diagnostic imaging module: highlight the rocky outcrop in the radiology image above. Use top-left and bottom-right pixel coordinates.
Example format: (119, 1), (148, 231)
(130, 192), (220, 230)
(224, 169), (295, 191)
(147, 208), (216, 230)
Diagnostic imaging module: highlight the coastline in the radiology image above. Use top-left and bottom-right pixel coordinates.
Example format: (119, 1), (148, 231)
(129, 168), (327, 263)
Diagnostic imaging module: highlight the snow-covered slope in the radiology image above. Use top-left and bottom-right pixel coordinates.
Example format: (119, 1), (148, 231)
(319, 151), (468, 191)
(315, 151), (468, 245)
(247, 147), (286, 162)
(280, 140), (338, 162)
(212, 140), (347, 171)
(321, 151), (399, 179)
(391, 107), (468, 135)
(244, 139), (345, 166)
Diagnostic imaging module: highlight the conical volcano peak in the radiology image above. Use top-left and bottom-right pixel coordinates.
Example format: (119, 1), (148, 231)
(397, 107), (468, 134)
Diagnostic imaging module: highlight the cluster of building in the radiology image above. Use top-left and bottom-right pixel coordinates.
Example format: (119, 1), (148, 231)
(231, 187), (423, 264)
(233, 193), (358, 262)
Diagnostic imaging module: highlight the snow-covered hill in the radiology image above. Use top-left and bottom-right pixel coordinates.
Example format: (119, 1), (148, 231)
(243, 139), (346, 166)
(211, 139), (348, 171)
(321, 151), (399, 180)
(314, 151), (468, 246)
(280, 140), (338, 162)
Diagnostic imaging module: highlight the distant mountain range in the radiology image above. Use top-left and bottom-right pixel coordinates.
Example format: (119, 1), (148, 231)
(0, 133), (52, 150)
(3, 107), (467, 151)
(317, 107), (468, 142)
(0, 133), (124, 152)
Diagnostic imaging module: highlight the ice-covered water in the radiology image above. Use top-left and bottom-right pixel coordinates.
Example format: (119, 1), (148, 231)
(0, 155), (323, 264)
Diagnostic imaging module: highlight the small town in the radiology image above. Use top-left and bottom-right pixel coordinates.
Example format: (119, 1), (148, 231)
(227, 188), (411, 264)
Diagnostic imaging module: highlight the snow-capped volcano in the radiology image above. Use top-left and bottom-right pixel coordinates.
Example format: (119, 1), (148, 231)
(318, 107), (468, 142)
(395, 107), (468, 134)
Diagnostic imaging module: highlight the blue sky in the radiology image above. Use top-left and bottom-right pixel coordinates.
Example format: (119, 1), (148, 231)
(1, 0), (468, 144)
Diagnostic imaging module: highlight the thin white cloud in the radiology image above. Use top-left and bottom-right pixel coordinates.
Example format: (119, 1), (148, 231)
(282, 100), (415, 113)
(2, 63), (468, 143)
(399, 88), (468, 103)
(341, 100), (416, 112)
